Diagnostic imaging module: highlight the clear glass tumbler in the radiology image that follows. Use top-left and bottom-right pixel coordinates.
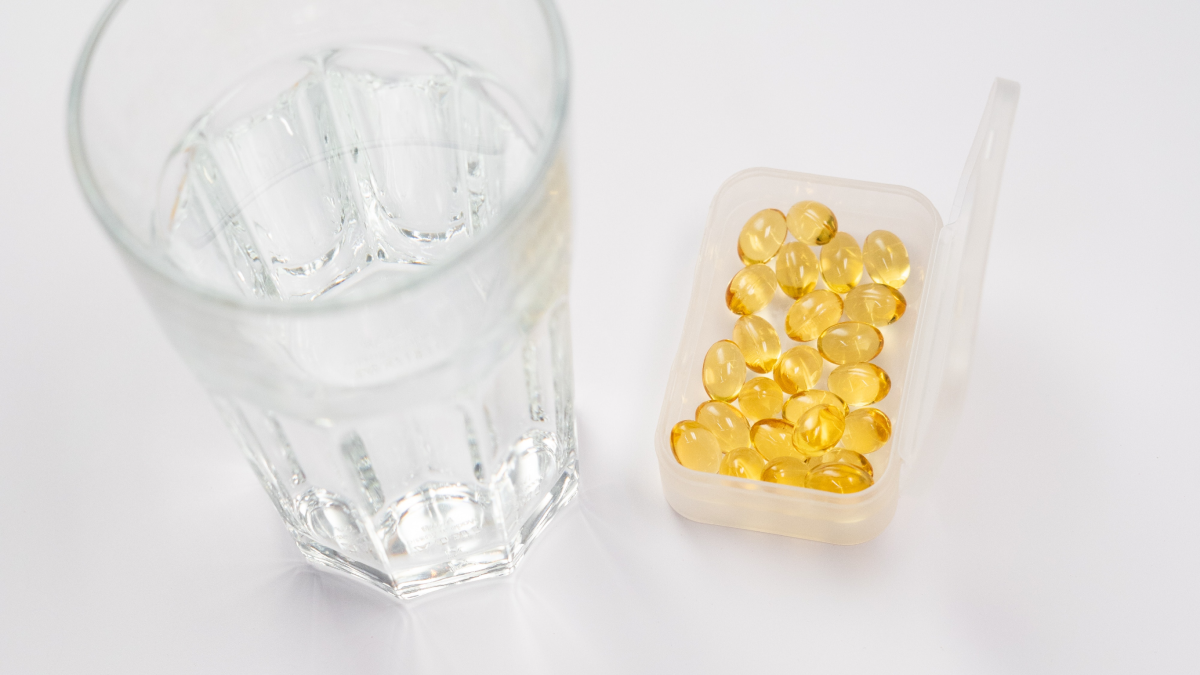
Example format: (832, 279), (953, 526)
(68, 0), (576, 598)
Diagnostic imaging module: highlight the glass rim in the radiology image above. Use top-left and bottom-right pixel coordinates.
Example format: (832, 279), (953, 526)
(67, 0), (571, 315)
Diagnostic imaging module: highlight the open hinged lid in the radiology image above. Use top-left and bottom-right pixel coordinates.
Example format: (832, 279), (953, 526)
(894, 78), (1020, 482)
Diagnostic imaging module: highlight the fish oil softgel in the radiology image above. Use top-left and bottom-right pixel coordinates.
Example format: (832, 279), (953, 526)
(670, 200), (913, 496)
(808, 449), (873, 478)
(750, 418), (796, 460)
(719, 447), (771, 480)
(818, 322), (883, 365)
(671, 421), (722, 473)
(791, 404), (845, 457)
(773, 345), (823, 395)
(862, 230), (910, 288)
(828, 362), (891, 406)
(775, 242), (819, 298)
(819, 232), (863, 293)
(783, 389), (848, 423)
(805, 461), (872, 493)
(702, 340), (746, 401)
(785, 289), (843, 342)
(840, 408), (892, 454)
(726, 264), (777, 315)
(738, 209), (787, 264)
(761, 456), (810, 487)
(738, 377), (784, 422)
(786, 201), (838, 245)
(844, 283), (906, 326)
(733, 315), (781, 373)
(695, 400), (751, 453)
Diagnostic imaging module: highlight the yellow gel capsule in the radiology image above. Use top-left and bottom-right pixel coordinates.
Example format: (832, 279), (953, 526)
(844, 283), (907, 326)
(702, 340), (746, 402)
(806, 462), (873, 493)
(819, 232), (863, 293)
(750, 418), (796, 460)
(695, 400), (751, 453)
(733, 315), (782, 374)
(828, 362), (891, 406)
(774, 242), (820, 298)
(737, 377), (784, 422)
(863, 230), (911, 289)
(737, 209), (788, 264)
(786, 200), (838, 245)
(670, 421), (721, 473)
(761, 456), (810, 487)
(783, 390), (848, 423)
(784, 290), (843, 342)
(726, 264), (777, 315)
(807, 449), (874, 478)
(818, 322), (883, 365)
(840, 408), (892, 454)
(791, 404), (845, 457)
(773, 345), (823, 395)
(719, 447), (771, 480)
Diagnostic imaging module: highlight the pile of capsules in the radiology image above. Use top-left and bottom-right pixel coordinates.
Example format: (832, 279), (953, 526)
(670, 201), (910, 494)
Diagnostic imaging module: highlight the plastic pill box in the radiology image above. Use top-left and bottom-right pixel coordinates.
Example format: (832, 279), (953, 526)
(655, 79), (1019, 544)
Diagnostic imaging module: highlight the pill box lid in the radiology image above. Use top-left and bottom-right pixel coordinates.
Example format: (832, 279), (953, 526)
(894, 78), (1020, 483)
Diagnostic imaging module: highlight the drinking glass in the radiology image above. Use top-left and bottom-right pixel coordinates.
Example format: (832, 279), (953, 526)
(68, 0), (576, 599)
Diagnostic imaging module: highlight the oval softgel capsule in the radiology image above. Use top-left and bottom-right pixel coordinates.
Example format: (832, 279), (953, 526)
(726, 264), (777, 315)
(786, 200), (838, 245)
(737, 209), (787, 264)
(671, 421), (722, 473)
(785, 290), (843, 342)
(702, 340), (746, 402)
(774, 242), (820, 298)
(863, 230), (910, 288)
(844, 283), (906, 326)
(819, 232), (863, 293)
(818, 322), (883, 365)
(733, 314), (781, 373)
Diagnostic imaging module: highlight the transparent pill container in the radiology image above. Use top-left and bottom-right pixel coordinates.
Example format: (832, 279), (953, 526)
(655, 79), (1019, 544)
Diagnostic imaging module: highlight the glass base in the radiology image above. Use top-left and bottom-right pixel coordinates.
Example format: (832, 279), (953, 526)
(214, 301), (577, 600)
(291, 464), (577, 598)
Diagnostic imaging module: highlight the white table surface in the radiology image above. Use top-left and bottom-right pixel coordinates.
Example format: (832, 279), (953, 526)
(2, 1), (1198, 672)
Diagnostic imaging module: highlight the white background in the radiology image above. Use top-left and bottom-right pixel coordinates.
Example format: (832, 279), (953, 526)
(2, 1), (1198, 672)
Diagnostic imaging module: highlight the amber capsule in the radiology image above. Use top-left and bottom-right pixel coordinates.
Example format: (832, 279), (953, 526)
(719, 447), (771, 480)
(819, 232), (863, 293)
(733, 315), (781, 374)
(840, 408), (892, 454)
(806, 462), (873, 493)
(791, 404), (845, 457)
(783, 390), (848, 424)
(761, 456), (810, 487)
(818, 322), (883, 365)
(784, 290), (843, 342)
(695, 400), (751, 453)
(702, 340), (746, 402)
(670, 421), (721, 473)
(844, 283), (906, 326)
(863, 230), (910, 289)
(786, 200), (838, 245)
(807, 449), (874, 478)
(737, 209), (788, 264)
(726, 264), (777, 315)
(773, 345), (823, 395)
(828, 362), (891, 406)
(750, 418), (796, 460)
(737, 377), (784, 423)
(774, 242), (820, 298)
